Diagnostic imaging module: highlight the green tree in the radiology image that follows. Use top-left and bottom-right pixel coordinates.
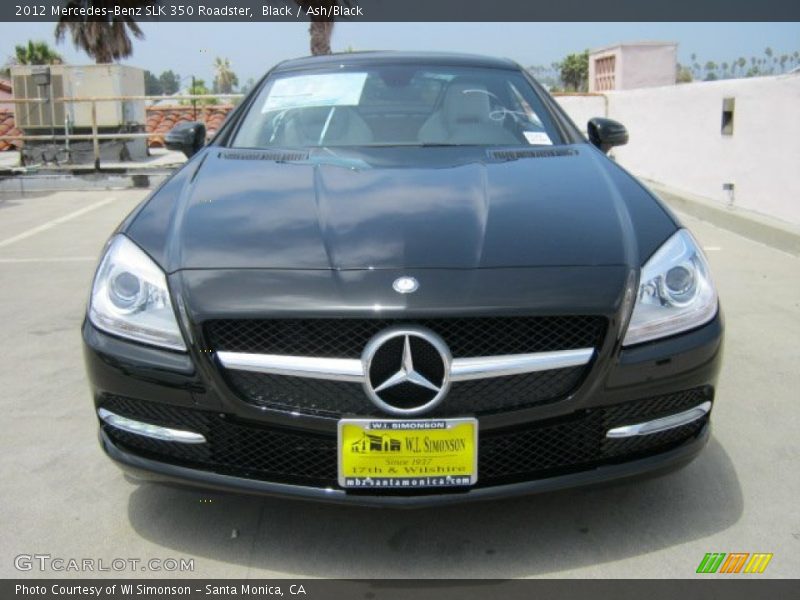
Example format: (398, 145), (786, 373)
(159, 70), (180, 95)
(558, 50), (589, 92)
(144, 70), (163, 95)
(54, 1), (154, 63)
(240, 77), (257, 95)
(212, 57), (239, 94)
(182, 78), (217, 106)
(737, 57), (747, 75)
(676, 64), (693, 83)
(13, 40), (63, 65)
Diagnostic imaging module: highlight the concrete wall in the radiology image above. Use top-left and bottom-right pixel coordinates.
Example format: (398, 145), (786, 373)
(589, 43), (677, 92)
(617, 44), (677, 90)
(554, 95), (607, 135)
(556, 74), (800, 226)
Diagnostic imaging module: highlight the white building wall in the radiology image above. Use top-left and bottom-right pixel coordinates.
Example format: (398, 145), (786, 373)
(554, 95), (607, 134)
(617, 44), (677, 90)
(556, 74), (800, 226)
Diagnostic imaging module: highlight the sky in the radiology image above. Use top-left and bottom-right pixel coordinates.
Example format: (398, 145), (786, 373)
(1, 21), (798, 84)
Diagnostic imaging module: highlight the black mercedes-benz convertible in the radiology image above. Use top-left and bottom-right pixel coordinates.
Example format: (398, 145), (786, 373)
(83, 52), (722, 505)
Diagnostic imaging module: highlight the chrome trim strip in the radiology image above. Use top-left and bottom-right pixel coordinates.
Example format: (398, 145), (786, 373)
(605, 401), (712, 439)
(97, 408), (206, 444)
(449, 348), (594, 382)
(217, 351), (365, 382)
(217, 347), (593, 384)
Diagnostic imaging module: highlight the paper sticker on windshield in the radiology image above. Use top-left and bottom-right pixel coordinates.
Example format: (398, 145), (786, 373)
(523, 131), (553, 145)
(262, 73), (368, 112)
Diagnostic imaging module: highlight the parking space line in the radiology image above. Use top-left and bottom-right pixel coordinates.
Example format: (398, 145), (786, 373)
(0, 257), (97, 263)
(0, 197), (115, 249)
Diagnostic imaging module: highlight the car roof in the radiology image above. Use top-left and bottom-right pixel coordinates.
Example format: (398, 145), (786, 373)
(272, 51), (520, 73)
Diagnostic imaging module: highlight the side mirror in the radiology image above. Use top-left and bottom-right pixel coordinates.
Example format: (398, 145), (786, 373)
(587, 118), (628, 154)
(165, 121), (206, 158)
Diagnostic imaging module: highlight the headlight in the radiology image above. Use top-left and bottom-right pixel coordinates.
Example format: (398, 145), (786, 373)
(89, 235), (186, 351)
(623, 229), (718, 346)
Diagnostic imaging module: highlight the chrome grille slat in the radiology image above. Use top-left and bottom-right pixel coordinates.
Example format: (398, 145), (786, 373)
(217, 348), (594, 383)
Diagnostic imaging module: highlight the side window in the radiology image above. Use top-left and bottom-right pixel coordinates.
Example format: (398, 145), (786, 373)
(507, 82), (544, 129)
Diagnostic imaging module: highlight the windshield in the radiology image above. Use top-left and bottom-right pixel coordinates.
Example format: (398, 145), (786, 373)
(231, 65), (561, 148)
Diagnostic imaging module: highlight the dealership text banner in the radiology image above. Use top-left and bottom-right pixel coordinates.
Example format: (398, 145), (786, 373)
(3, 0), (800, 22)
(5, 580), (800, 600)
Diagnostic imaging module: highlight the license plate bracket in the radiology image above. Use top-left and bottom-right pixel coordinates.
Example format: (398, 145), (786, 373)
(337, 418), (478, 489)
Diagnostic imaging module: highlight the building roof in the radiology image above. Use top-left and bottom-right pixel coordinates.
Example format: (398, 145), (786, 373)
(0, 79), (12, 94)
(0, 110), (22, 151)
(273, 51), (519, 73)
(590, 41), (678, 55)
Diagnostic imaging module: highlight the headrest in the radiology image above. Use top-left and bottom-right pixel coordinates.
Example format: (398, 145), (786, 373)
(443, 82), (492, 126)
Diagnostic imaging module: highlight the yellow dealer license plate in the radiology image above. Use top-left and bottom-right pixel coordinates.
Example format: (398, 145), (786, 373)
(338, 418), (478, 489)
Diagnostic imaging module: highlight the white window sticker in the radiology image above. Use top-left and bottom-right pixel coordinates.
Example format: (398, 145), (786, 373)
(523, 131), (553, 145)
(262, 73), (368, 113)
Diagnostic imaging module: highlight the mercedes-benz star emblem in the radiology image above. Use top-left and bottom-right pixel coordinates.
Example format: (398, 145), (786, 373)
(392, 276), (419, 294)
(361, 326), (451, 415)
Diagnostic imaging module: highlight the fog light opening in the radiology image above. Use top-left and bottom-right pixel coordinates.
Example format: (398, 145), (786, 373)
(605, 401), (711, 438)
(98, 408), (206, 444)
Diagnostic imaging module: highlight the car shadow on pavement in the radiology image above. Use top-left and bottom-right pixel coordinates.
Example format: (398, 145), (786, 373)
(127, 436), (742, 577)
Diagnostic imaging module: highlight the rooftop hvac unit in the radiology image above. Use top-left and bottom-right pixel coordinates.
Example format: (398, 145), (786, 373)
(10, 64), (145, 130)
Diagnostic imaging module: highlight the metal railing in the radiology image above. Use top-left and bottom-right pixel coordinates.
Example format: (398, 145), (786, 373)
(0, 93), (244, 169)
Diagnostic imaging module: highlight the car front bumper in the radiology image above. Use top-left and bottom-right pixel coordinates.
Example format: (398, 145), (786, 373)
(83, 311), (723, 506)
(99, 422), (710, 507)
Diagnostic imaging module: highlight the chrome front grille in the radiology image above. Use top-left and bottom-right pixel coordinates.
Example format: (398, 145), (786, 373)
(206, 316), (607, 417)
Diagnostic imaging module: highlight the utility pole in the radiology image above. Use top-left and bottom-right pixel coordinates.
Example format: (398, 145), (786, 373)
(191, 75), (197, 121)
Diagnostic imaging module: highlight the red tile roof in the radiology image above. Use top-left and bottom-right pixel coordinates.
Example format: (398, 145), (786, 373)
(146, 105), (235, 148)
(0, 104), (236, 151)
(0, 110), (22, 151)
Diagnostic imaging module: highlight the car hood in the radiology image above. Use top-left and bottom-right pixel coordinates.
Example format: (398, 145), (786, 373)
(130, 145), (676, 271)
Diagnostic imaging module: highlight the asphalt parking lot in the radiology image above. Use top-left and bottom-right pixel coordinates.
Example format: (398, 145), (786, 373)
(0, 188), (798, 579)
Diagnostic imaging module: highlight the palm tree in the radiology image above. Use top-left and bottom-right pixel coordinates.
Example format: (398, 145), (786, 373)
(213, 57), (239, 94)
(13, 40), (63, 65)
(704, 61), (718, 81)
(54, 1), (153, 63)
(293, 1), (353, 55)
(737, 57), (747, 75)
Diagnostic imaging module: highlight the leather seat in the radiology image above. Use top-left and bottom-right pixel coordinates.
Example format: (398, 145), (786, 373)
(281, 106), (373, 146)
(418, 82), (519, 145)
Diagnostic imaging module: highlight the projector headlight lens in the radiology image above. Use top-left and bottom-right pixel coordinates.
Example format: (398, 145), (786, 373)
(89, 235), (186, 351)
(623, 229), (718, 346)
